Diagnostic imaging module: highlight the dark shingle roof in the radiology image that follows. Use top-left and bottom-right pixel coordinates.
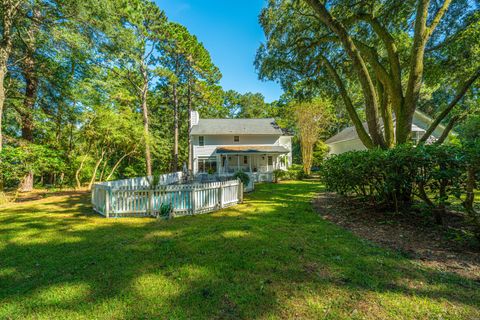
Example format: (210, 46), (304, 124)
(190, 118), (284, 135)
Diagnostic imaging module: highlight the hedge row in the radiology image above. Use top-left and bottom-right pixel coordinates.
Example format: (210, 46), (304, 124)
(320, 144), (480, 240)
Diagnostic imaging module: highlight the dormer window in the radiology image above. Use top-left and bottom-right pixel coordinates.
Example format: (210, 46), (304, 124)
(199, 136), (204, 146)
(234, 136), (240, 142)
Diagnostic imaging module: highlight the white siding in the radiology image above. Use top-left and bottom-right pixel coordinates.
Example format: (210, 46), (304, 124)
(328, 138), (367, 155)
(279, 136), (292, 166)
(193, 134), (282, 158)
(191, 134), (292, 174)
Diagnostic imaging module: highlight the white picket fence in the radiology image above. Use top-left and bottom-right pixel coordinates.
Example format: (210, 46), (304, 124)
(100, 172), (184, 190)
(91, 174), (243, 218)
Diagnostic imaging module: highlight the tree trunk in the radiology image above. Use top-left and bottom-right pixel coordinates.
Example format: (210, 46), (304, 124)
(172, 83), (179, 172)
(419, 68), (480, 144)
(16, 6), (41, 193)
(140, 63), (152, 176)
(105, 151), (134, 181)
(18, 171), (34, 192)
(305, 0), (385, 148)
(320, 55), (374, 149)
(187, 80), (193, 171)
(0, 66), (6, 153)
(398, 0), (430, 144)
(75, 153), (89, 189)
(88, 150), (105, 190)
(0, 1), (19, 152)
(98, 155), (109, 182)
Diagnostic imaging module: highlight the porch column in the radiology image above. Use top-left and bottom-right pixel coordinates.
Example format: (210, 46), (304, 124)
(249, 155), (252, 172)
(237, 154), (240, 172)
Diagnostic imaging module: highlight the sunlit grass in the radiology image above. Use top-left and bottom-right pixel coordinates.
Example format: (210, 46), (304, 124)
(0, 181), (478, 319)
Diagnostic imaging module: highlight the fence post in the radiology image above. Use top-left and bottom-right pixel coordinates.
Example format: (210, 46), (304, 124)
(191, 186), (196, 215)
(218, 183), (224, 209)
(105, 188), (110, 218)
(238, 181), (243, 204)
(148, 189), (154, 217)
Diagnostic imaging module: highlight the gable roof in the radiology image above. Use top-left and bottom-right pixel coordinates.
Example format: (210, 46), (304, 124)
(190, 118), (284, 135)
(325, 111), (445, 145)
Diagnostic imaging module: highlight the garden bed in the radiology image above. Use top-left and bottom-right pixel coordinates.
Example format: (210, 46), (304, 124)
(314, 192), (480, 280)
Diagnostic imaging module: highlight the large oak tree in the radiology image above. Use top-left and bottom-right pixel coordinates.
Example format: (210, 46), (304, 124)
(256, 0), (480, 148)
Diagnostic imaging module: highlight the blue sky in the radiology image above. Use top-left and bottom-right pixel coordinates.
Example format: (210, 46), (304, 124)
(155, 0), (283, 102)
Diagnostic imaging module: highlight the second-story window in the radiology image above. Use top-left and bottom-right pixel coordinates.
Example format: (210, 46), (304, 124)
(234, 136), (239, 142)
(199, 136), (204, 146)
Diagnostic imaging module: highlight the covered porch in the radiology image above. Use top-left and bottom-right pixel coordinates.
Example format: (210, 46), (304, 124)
(215, 146), (289, 175)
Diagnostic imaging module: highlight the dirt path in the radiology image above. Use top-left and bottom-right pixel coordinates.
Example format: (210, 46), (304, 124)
(314, 192), (480, 280)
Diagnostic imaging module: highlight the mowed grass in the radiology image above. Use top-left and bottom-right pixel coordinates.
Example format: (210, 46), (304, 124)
(0, 181), (479, 319)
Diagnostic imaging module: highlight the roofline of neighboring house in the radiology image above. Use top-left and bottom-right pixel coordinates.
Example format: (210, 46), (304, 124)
(325, 137), (358, 145)
(326, 110), (453, 145)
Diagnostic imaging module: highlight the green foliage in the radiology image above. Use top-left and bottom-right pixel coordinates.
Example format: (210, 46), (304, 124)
(233, 171), (250, 186)
(0, 0), (242, 190)
(223, 90), (271, 118)
(283, 164), (308, 180)
(312, 141), (329, 169)
(273, 169), (286, 183)
(321, 144), (478, 231)
(1, 182), (479, 318)
(0, 144), (65, 189)
(255, 0), (479, 147)
(158, 203), (173, 219)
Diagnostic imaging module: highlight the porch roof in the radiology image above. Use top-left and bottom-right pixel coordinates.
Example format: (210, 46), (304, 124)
(215, 146), (289, 154)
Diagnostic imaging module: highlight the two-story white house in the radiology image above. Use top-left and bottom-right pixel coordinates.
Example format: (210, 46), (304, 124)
(190, 111), (292, 182)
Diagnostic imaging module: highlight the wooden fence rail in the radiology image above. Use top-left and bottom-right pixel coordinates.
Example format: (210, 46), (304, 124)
(92, 175), (243, 218)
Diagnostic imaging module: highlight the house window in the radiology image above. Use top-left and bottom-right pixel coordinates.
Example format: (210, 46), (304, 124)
(234, 136), (239, 142)
(198, 157), (217, 173)
(268, 156), (273, 166)
(199, 136), (204, 146)
(243, 156), (248, 164)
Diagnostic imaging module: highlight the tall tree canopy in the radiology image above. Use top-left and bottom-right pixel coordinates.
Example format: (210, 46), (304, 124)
(256, 0), (480, 149)
(0, 0), (230, 192)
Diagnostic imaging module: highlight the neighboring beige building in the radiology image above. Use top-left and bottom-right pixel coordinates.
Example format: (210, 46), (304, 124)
(326, 110), (447, 155)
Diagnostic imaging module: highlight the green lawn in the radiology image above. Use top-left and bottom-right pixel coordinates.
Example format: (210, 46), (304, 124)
(0, 181), (479, 319)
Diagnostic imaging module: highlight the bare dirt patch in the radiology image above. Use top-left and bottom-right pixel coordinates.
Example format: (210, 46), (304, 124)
(314, 192), (480, 280)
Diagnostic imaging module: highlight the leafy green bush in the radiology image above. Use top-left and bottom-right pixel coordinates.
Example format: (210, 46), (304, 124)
(159, 203), (173, 219)
(283, 164), (308, 180)
(233, 171), (250, 186)
(457, 116), (480, 241)
(273, 169), (286, 183)
(0, 144), (65, 190)
(321, 144), (469, 225)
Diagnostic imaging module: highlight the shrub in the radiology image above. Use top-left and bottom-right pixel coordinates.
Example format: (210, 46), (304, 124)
(159, 203), (173, 219)
(457, 116), (480, 241)
(233, 171), (250, 186)
(321, 144), (470, 225)
(273, 169), (286, 183)
(283, 164), (308, 180)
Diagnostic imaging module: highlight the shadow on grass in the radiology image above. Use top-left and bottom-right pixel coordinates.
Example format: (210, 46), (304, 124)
(0, 181), (479, 318)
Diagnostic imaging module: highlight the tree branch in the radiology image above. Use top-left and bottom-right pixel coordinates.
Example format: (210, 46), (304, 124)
(419, 67), (480, 143)
(305, 0), (385, 148)
(320, 54), (374, 149)
(426, 0), (453, 40)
